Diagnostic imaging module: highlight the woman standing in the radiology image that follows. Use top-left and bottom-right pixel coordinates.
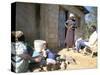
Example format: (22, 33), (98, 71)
(65, 14), (77, 51)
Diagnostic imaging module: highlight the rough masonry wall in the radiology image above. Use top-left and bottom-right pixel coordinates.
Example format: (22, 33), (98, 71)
(40, 4), (59, 49)
(16, 2), (39, 45)
(15, 2), (86, 48)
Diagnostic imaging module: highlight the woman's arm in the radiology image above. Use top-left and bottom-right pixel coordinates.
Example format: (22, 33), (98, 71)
(18, 53), (42, 62)
(17, 53), (32, 60)
(65, 21), (68, 28)
(65, 23), (68, 28)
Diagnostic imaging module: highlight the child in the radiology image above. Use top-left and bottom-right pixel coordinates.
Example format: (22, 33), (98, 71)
(41, 43), (59, 71)
(41, 43), (56, 65)
(29, 42), (47, 72)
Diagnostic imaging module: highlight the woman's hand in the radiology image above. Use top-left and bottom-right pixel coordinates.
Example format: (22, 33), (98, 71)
(68, 25), (73, 31)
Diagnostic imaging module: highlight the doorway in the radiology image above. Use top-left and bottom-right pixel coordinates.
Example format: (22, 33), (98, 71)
(58, 7), (68, 48)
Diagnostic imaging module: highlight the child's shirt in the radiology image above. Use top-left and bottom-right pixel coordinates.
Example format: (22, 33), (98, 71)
(46, 49), (56, 60)
(32, 50), (41, 57)
(46, 49), (56, 64)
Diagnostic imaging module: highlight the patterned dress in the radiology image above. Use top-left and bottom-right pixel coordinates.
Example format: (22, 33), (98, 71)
(11, 42), (29, 73)
(65, 19), (76, 48)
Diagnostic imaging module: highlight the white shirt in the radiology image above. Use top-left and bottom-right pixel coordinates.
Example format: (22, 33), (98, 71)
(84, 31), (97, 47)
(89, 31), (97, 46)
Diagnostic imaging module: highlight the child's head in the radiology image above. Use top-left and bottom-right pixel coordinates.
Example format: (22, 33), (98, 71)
(43, 43), (47, 49)
(41, 43), (47, 51)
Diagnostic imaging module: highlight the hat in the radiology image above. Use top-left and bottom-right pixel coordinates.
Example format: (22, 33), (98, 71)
(11, 31), (24, 38)
(69, 13), (75, 17)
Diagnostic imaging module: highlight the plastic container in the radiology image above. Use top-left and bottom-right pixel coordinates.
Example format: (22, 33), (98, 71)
(34, 40), (46, 52)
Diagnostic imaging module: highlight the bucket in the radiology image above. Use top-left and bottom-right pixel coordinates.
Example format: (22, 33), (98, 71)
(34, 40), (46, 52)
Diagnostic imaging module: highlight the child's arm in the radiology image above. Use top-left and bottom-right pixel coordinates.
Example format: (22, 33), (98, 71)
(42, 50), (47, 57)
(31, 56), (42, 62)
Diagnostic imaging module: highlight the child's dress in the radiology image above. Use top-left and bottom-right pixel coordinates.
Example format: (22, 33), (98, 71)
(46, 49), (56, 64)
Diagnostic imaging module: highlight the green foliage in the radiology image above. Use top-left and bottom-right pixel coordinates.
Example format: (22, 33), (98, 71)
(84, 7), (97, 39)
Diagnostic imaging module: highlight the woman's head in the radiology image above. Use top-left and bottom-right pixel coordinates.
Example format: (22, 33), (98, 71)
(17, 34), (25, 42)
(68, 13), (75, 20)
(90, 25), (96, 33)
(11, 31), (25, 42)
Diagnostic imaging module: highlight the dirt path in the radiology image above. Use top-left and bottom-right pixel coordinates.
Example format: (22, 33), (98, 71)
(58, 48), (97, 70)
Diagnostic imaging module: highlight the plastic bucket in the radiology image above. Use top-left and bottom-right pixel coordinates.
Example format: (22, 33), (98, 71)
(34, 40), (46, 52)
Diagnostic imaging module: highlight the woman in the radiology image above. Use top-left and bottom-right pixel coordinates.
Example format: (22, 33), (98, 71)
(11, 31), (41, 73)
(65, 15), (76, 51)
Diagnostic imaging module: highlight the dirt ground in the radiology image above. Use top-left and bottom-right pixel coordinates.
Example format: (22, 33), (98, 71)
(58, 48), (97, 70)
(32, 48), (97, 72)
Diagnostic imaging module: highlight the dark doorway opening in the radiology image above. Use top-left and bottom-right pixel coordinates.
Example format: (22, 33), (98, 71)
(64, 11), (68, 47)
(58, 7), (68, 48)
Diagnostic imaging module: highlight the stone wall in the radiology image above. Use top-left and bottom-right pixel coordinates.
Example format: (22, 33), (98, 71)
(15, 2), (86, 49)
(16, 2), (40, 45)
(40, 4), (59, 49)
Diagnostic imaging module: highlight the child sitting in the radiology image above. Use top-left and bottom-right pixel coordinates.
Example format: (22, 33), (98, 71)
(29, 42), (47, 72)
(41, 43), (61, 71)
